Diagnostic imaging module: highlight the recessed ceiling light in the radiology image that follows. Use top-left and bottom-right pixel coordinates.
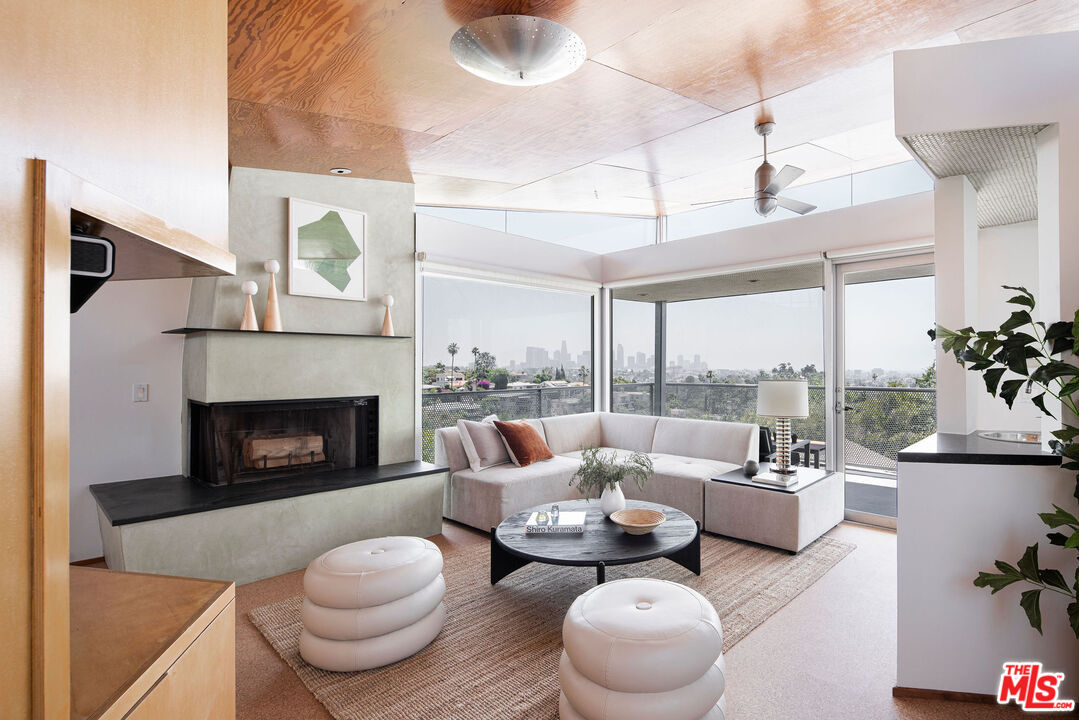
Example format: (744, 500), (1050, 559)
(451, 15), (585, 87)
(330, 168), (352, 175)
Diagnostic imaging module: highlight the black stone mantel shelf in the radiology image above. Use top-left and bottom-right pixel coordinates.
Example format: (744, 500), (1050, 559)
(90, 461), (447, 526)
(163, 327), (412, 339)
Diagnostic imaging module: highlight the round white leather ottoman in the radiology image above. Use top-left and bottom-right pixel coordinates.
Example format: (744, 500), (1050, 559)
(300, 536), (446, 671)
(303, 536), (443, 609)
(559, 578), (725, 720)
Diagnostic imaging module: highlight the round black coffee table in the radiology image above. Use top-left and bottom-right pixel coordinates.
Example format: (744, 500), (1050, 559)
(490, 499), (701, 585)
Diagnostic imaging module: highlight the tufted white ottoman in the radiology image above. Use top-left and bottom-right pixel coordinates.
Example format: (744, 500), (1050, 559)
(560, 578), (726, 720)
(299, 536), (445, 672)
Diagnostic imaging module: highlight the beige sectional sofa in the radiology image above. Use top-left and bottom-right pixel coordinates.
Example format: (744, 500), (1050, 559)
(435, 412), (758, 532)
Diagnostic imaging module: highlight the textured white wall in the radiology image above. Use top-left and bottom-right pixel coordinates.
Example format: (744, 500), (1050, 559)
(69, 278), (191, 560)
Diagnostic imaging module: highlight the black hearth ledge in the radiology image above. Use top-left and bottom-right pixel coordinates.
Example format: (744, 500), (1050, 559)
(897, 432), (1061, 466)
(90, 461), (448, 526)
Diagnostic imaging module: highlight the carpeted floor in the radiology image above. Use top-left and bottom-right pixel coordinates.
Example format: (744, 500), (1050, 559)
(249, 533), (853, 720)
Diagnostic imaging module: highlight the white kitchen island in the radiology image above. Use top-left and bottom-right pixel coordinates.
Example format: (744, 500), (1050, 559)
(896, 432), (1077, 699)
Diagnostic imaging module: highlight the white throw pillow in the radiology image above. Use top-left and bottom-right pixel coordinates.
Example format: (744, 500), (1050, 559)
(457, 418), (510, 473)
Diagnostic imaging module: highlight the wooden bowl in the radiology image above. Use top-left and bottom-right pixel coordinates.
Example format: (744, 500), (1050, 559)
(610, 508), (666, 535)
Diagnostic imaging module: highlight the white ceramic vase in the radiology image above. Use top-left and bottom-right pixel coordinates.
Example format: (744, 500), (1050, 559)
(600, 483), (626, 517)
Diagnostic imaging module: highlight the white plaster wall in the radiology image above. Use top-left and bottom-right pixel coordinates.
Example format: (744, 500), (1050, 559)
(185, 167), (418, 466)
(601, 191), (934, 285)
(977, 221), (1040, 431)
(70, 278), (191, 560)
(416, 213), (603, 283)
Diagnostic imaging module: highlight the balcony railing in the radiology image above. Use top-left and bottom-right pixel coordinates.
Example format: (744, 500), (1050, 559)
(613, 382), (935, 475)
(421, 386), (593, 462)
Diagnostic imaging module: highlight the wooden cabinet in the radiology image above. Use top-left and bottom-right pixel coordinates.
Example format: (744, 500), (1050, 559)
(70, 568), (235, 720)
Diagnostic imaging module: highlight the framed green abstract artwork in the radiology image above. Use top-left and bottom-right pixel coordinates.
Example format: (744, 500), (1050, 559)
(288, 197), (367, 301)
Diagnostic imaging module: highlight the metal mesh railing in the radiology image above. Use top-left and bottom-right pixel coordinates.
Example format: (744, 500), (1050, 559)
(421, 386), (593, 462)
(612, 382), (935, 475)
(611, 383), (654, 415)
(841, 387), (936, 473)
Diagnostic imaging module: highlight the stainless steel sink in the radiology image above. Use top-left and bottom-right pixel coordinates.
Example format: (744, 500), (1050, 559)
(978, 430), (1041, 444)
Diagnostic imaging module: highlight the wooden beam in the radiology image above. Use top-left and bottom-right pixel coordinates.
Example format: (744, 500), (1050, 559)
(31, 158), (72, 720)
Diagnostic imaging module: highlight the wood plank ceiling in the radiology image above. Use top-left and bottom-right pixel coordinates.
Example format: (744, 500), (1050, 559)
(227, 0), (1079, 216)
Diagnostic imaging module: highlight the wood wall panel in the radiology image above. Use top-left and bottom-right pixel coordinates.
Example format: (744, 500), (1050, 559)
(0, 1), (229, 716)
(411, 60), (721, 185)
(228, 98), (438, 182)
(593, 0), (1025, 112)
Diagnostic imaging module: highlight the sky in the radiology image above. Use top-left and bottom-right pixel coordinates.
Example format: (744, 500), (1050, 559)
(424, 275), (935, 375)
(423, 275), (592, 368)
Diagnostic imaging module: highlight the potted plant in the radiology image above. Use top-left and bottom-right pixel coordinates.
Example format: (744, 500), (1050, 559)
(570, 446), (653, 516)
(937, 285), (1079, 638)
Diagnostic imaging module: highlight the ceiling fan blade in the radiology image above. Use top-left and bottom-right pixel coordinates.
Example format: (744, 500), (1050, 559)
(689, 196), (752, 207)
(765, 165), (805, 195)
(776, 195), (817, 215)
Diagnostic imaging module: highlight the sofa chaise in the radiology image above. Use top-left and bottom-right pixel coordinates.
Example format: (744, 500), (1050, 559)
(435, 412), (758, 533)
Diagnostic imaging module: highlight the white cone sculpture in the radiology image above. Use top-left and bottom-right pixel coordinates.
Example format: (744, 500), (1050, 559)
(381, 294), (395, 337)
(264, 259), (283, 331)
(240, 280), (259, 331)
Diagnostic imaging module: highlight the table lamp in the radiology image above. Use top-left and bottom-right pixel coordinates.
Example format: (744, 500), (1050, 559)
(757, 379), (809, 476)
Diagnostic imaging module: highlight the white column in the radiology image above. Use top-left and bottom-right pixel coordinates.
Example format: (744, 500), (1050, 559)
(1036, 126), (1064, 445)
(934, 175), (979, 435)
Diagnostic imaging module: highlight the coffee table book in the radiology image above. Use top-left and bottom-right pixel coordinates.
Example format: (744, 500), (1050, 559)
(525, 511), (585, 534)
(752, 471), (799, 488)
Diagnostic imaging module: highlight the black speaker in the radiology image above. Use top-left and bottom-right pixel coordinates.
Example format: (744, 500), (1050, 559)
(71, 232), (114, 313)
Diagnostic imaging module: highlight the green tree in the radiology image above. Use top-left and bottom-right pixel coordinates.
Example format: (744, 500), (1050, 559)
(490, 368), (509, 390)
(705, 370), (716, 383)
(534, 368), (553, 383)
(915, 361), (936, 388)
(475, 351), (496, 378)
(447, 343), (458, 379)
(577, 366), (590, 383)
(471, 346), (480, 369)
(684, 375), (697, 383)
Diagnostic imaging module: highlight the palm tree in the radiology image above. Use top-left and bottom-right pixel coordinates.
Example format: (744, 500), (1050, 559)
(447, 343), (458, 382)
(471, 346), (480, 371)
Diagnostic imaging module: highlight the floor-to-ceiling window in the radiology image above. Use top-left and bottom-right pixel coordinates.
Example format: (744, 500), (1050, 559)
(420, 274), (595, 461)
(610, 263), (827, 454)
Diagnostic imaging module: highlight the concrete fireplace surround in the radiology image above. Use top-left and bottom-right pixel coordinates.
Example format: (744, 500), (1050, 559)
(91, 167), (440, 584)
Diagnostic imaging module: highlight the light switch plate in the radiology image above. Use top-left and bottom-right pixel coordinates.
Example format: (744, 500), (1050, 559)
(133, 384), (149, 402)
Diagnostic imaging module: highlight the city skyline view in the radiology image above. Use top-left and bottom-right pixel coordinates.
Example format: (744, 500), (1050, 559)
(424, 276), (936, 380)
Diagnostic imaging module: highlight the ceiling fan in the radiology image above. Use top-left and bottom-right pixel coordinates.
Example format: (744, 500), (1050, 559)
(691, 122), (817, 217)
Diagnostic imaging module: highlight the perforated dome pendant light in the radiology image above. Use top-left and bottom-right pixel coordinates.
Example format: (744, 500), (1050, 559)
(450, 15), (586, 86)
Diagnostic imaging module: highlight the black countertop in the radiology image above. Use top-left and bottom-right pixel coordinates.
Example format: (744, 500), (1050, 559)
(897, 432), (1061, 466)
(90, 461), (448, 526)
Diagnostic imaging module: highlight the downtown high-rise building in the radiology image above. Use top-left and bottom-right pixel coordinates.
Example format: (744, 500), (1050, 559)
(525, 346), (549, 368)
(616, 344), (624, 369)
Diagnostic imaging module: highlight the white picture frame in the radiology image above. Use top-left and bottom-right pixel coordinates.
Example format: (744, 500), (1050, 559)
(287, 197), (367, 301)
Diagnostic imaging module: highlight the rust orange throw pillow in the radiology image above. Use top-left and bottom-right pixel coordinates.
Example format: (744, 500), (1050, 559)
(493, 420), (554, 467)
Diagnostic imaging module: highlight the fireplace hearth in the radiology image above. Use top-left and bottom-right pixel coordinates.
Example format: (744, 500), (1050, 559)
(189, 396), (378, 486)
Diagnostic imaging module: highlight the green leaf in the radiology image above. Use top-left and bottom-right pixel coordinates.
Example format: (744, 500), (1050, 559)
(1068, 602), (1079, 639)
(999, 379), (1025, 409)
(1003, 284), (1033, 298)
(1006, 293), (1036, 309)
(1031, 393), (1056, 419)
(1000, 310), (1033, 333)
(995, 560), (1022, 576)
(1030, 361), (1079, 385)
(1059, 377), (1079, 398)
(1065, 531), (1079, 550)
(1038, 504), (1079, 528)
(995, 345), (1032, 376)
(974, 571), (1024, 594)
(1040, 568), (1072, 592)
(1051, 427), (1079, 442)
(1045, 320), (1073, 340)
(983, 368), (1007, 396)
(1017, 544), (1041, 583)
(1020, 588), (1044, 634)
(1048, 532), (1068, 546)
(959, 348), (996, 371)
(1074, 308), (1079, 355)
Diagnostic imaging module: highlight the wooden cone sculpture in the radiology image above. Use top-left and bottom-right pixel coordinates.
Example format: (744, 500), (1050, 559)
(241, 280), (259, 331)
(264, 259), (283, 331)
(381, 294), (395, 337)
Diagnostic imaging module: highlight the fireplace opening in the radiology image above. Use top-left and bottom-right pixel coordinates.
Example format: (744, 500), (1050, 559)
(189, 396), (378, 486)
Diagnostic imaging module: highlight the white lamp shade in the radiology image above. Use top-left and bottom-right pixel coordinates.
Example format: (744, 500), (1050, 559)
(756, 379), (809, 418)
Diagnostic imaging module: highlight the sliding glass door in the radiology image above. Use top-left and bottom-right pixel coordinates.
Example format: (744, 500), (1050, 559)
(834, 256), (936, 524)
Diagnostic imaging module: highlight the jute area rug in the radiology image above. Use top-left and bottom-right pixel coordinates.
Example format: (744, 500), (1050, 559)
(250, 534), (854, 720)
